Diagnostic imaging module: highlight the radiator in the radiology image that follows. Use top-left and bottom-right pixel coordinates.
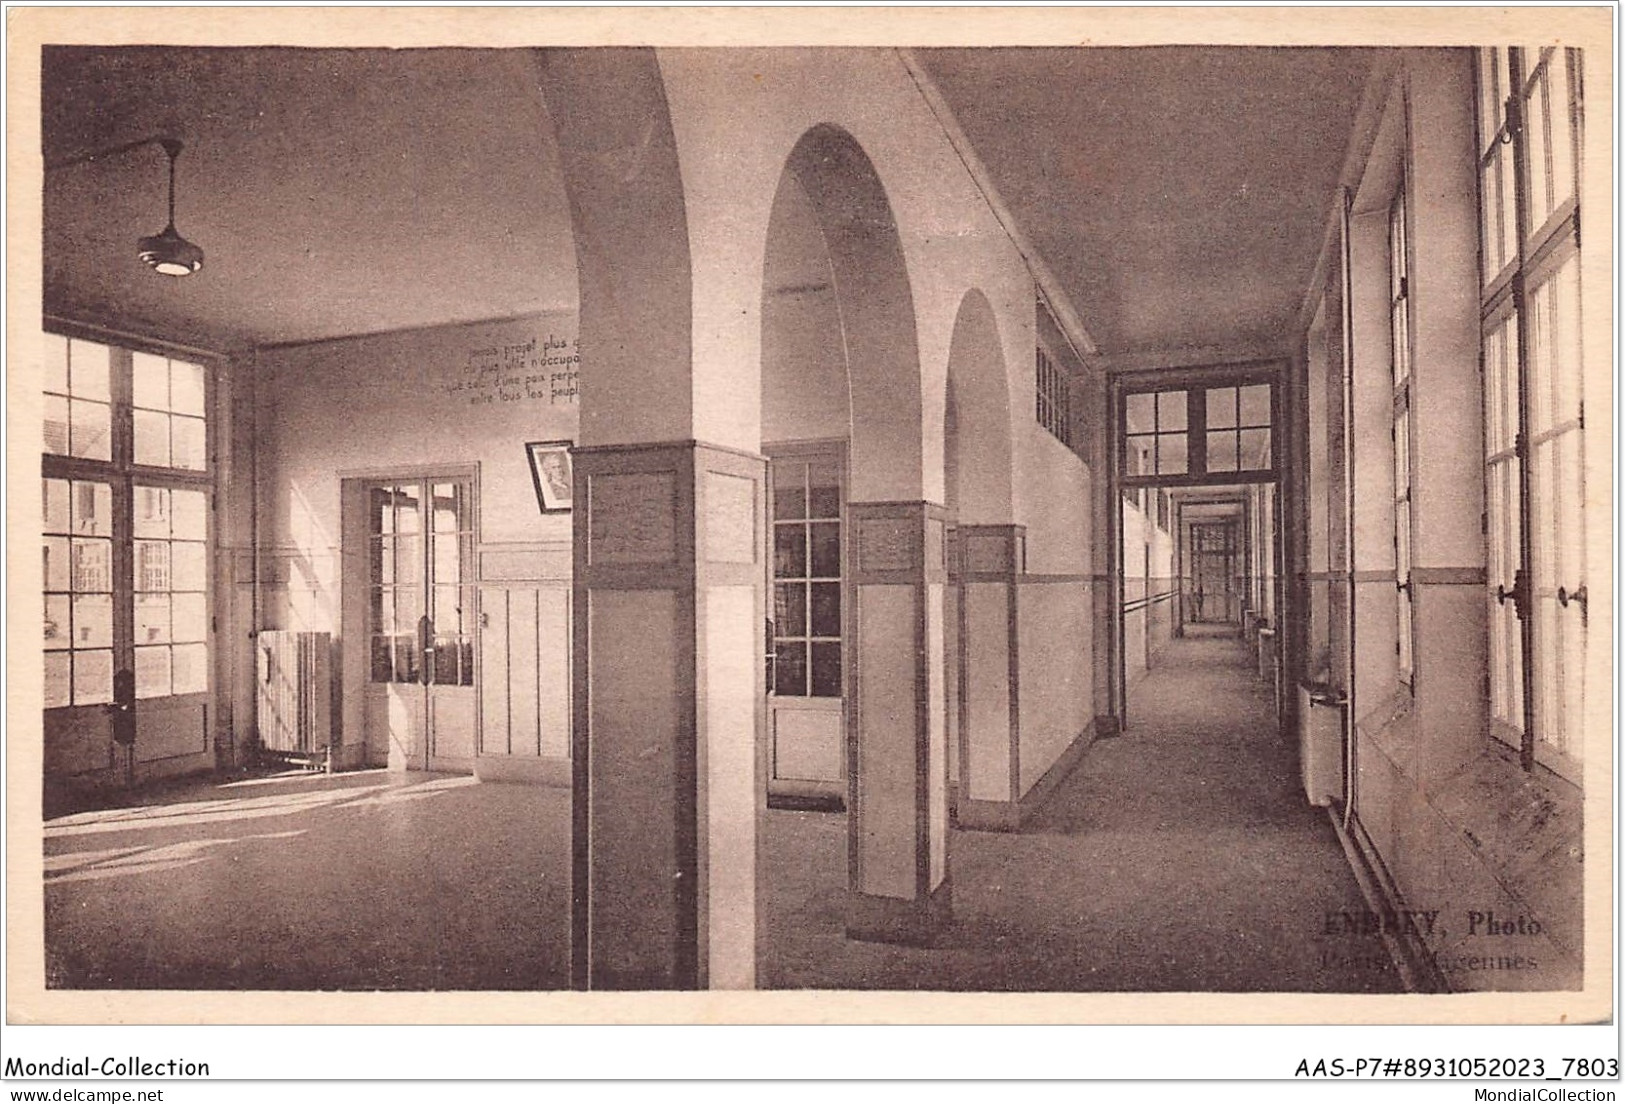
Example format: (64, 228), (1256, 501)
(1297, 681), (1346, 807)
(256, 631), (333, 759)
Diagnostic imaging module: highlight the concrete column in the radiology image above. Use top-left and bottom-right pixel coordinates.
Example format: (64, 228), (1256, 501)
(954, 524), (1024, 832)
(846, 501), (952, 944)
(1406, 51), (1487, 770)
(571, 441), (765, 990)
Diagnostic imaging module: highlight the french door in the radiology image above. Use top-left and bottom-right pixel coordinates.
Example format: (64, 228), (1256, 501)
(362, 476), (477, 772)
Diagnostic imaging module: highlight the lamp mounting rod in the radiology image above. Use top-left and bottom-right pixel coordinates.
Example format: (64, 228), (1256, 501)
(44, 133), (184, 173)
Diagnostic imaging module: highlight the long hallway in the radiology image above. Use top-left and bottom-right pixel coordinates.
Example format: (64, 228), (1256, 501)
(761, 630), (1402, 991)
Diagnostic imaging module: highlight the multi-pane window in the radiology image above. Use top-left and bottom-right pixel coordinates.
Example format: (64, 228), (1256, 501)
(1121, 382), (1273, 481)
(1125, 389), (1188, 476)
(1389, 184), (1415, 684)
(1204, 384), (1272, 473)
(132, 351), (207, 470)
(43, 333), (111, 461)
(368, 480), (475, 686)
(42, 477), (114, 706)
(1476, 46), (1585, 774)
(771, 459), (842, 698)
(41, 329), (213, 711)
(1036, 345), (1071, 445)
(133, 486), (209, 698)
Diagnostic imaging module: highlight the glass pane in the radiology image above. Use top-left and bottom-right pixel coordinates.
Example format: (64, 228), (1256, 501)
(774, 641), (807, 697)
(44, 331), (69, 394)
(1125, 392), (1154, 433)
(71, 538), (111, 591)
(133, 351), (170, 408)
(432, 585), (463, 631)
(1124, 435), (1153, 477)
(136, 593), (172, 644)
(1498, 140), (1518, 274)
(1525, 68), (1552, 229)
(393, 539), (421, 590)
(433, 638), (462, 685)
(1157, 432), (1187, 475)
(810, 582), (841, 637)
(73, 648), (113, 705)
(772, 464), (806, 520)
(43, 393), (69, 454)
(432, 483), (462, 532)
(171, 489), (208, 541)
(72, 593), (113, 648)
(807, 461), (840, 519)
(171, 360), (207, 416)
(43, 479), (69, 532)
(393, 587), (423, 631)
(1207, 431), (1238, 473)
(393, 485), (421, 533)
(371, 637), (395, 682)
(1239, 429), (1271, 470)
(1156, 390), (1187, 431)
(70, 340), (110, 401)
(1239, 384), (1271, 427)
(775, 582), (807, 636)
(371, 489), (395, 536)
(69, 399), (111, 460)
(432, 534), (463, 586)
(172, 643), (208, 695)
(133, 409), (170, 467)
(1206, 387), (1238, 429)
(1549, 50), (1575, 210)
(134, 486), (170, 537)
(44, 653), (71, 709)
(774, 525), (807, 579)
(171, 415), (206, 470)
(393, 635), (420, 684)
(1526, 279), (1553, 434)
(172, 542), (207, 591)
(44, 594), (71, 649)
(43, 536), (70, 591)
(73, 481), (112, 536)
(810, 641), (842, 698)
(1553, 256), (1582, 422)
(172, 593), (207, 642)
(135, 540), (171, 591)
(135, 645), (172, 699)
(374, 589), (395, 634)
(809, 522), (841, 578)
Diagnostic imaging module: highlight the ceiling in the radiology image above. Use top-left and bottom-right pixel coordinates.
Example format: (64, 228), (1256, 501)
(919, 47), (1374, 356)
(42, 47), (577, 349)
(40, 46), (1372, 358)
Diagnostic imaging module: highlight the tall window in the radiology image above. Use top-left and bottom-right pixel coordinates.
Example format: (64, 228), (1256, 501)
(1476, 46), (1585, 775)
(1389, 183), (1415, 685)
(42, 330), (213, 708)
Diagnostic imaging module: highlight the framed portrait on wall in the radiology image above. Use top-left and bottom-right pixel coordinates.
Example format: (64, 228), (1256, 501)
(526, 440), (574, 513)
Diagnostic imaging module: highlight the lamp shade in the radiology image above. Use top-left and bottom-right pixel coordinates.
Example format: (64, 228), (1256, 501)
(137, 224), (204, 276)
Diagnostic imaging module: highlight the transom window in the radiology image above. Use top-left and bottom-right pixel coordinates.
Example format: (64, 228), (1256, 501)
(1122, 380), (1274, 484)
(1036, 345), (1071, 446)
(1390, 182), (1415, 685)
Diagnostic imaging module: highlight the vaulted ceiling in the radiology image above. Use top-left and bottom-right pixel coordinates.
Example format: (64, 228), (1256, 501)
(39, 45), (1372, 359)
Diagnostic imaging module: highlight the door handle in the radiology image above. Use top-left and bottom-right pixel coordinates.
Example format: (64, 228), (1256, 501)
(1557, 584), (1588, 618)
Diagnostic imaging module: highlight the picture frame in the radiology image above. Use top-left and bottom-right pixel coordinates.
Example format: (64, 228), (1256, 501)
(526, 440), (574, 513)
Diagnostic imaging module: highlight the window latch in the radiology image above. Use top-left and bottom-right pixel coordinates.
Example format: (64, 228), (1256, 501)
(1557, 584), (1588, 619)
(1496, 568), (1529, 620)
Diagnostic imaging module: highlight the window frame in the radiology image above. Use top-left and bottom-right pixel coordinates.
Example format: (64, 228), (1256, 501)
(41, 322), (217, 711)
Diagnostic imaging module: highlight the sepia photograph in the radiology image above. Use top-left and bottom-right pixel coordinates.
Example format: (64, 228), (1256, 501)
(5, 5), (1613, 1055)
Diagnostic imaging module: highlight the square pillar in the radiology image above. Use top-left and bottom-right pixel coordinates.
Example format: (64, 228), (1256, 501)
(845, 501), (952, 945)
(953, 524), (1025, 832)
(571, 441), (765, 990)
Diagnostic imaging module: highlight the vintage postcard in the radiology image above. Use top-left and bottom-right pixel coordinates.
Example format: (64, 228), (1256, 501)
(5, 5), (1613, 1041)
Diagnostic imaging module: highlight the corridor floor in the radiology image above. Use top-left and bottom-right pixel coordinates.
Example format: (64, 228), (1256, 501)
(759, 629), (1404, 991)
(42, 629), (1399, 992)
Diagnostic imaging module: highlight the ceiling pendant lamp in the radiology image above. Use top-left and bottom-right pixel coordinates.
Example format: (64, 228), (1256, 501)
(137, 138), (204, 276)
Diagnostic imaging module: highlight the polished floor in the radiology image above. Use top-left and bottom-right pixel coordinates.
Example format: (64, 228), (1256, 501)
(44, 628), (1399, 992)
(758, 629), (1402, 991)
